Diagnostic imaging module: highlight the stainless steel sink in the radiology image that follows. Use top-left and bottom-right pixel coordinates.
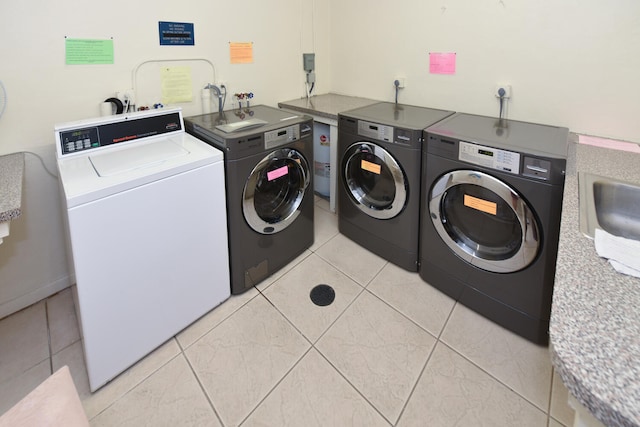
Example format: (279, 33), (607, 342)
(579, 172), (640, 240)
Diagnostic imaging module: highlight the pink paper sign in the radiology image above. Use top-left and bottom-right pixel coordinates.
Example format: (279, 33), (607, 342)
(267, 165), (289, 181)
(429, 52), (456, 75)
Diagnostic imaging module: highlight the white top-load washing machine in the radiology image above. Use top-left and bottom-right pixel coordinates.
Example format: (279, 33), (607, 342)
(55, 107), (230, 391)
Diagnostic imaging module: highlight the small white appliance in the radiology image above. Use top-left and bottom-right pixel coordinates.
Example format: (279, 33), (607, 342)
(55, 107), (230, 391)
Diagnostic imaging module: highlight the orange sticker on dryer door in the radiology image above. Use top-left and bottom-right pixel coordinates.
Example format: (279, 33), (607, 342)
(361, 160), (381, 174)
(463, 194), (497, 215)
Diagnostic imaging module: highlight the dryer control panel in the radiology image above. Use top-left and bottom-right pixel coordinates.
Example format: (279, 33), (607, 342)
(358, 120), (393, 142)
(459, 141), (520, 175)
(264, 124), (300, 150)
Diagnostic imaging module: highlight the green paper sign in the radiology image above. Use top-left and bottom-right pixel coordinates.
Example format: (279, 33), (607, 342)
(65, 38), (114, 65)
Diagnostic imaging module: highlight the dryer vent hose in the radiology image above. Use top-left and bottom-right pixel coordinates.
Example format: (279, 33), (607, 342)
(394, 80), (401, 104)
(104, 97), (124, 114)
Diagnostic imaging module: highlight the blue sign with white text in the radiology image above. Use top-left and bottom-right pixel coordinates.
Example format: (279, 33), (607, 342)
(159, 21), (194, 46)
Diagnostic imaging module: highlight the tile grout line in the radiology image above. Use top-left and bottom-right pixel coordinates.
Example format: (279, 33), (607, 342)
(258, 252), (369, 347)
(237, 346), (316, 426)
(383, 297), (458, 425)
(176, 337), (226, 426)
(437, 301), (554, 418)
(258, 276), (391, 423)
(312, 344), (394, 426)
(547, 366), (557, 427)
(44, 298), (53, 376)
(86, 345), (187, 423)
(438, 338), (551, 418)
(394, 333), (441, 426)
(178, 291), (261, 354)
(306, 283), (424, 426)
(365, 284), (448, 341)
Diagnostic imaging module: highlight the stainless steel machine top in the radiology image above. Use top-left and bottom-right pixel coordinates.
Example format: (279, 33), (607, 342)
(425, 113), (569, 159)
(342, 102), (455, 131)
(185, 105), (308, 147)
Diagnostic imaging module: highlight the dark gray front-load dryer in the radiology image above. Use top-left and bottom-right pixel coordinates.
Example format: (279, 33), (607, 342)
(420, 113), (568, 344)
(338, 102), (454, 271)
(185, 105), (314, 294)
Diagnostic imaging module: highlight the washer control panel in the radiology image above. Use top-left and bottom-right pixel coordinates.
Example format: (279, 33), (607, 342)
(57, 111), (183, 156)
(264, 124), (300, 149)
(358, 120), (393, 142)
(458, 140), (520, 175)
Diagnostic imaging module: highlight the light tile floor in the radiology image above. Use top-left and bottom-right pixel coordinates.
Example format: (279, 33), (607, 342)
(0, 197), (576, 426)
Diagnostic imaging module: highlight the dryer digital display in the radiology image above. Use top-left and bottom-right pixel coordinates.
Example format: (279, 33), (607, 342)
(358, 120), (393, 142)
(264, 124), (300, 149)
(458, 140), (520, 174)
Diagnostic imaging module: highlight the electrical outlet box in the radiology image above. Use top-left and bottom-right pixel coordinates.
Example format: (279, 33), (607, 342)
(394, 78), (406, 89)
(303, 53), (315, 72)
(495, 84), (512, 99)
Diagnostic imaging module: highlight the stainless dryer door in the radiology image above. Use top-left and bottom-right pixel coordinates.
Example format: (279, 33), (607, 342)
(429, 170), (540, 273)
(342, 142), (407, 219)
(243, 148), (310, 234)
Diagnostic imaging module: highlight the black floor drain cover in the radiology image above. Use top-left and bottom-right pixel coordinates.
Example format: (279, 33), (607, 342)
(310, 284), (335, 306)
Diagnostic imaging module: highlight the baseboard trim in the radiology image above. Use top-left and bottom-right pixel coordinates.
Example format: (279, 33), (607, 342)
(0, 275), (71, 319)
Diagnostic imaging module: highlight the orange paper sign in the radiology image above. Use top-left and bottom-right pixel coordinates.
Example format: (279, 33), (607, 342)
(361, 160), (381, 174)
(463, 194), (497, 215)
(230, 42), (253, 64)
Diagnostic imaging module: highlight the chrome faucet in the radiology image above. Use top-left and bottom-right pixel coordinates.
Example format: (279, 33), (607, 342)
(204, 84), (224, 115)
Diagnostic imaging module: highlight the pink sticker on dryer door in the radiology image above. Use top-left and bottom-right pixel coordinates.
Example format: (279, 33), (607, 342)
(267, 165), (289, 181)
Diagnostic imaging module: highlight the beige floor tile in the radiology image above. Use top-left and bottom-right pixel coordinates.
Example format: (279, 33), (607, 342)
(0, 359), (50, 414)
(314, 196), (331, 213)
(315, 234), (387, 286)
(91, 354), (220, 426)
(440, 303), (553, 412)
(47, 287), (80, 354)
(0, 301), (48, 384)
(243, 349), (389, 427)
(52, 338), (181, 420)
(255, 250), (313, 292)
(309, 205), (339, 252)
(549, 417), (568, 427)
(185, 295), (309, 426)
(397, 343), (548, 427)
(176, 287), (259, 350)
(262, 254), (364, 342)
(550, 369), (576, 426)
(367, 263), (456, 337)
(316, 291), (436, 424)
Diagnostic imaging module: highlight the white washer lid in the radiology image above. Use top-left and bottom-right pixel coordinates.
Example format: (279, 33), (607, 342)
(89, 138), (188, 177)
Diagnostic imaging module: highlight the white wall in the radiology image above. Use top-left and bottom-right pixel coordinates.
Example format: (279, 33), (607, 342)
(0, 147), (70, 318)
(0, 0), (329, 317)
(329, 0), (640, 142)
(0, 0), (329, 150)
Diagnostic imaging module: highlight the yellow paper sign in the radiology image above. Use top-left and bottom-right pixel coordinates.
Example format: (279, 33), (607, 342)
(361, 160), (381, 175)
(230, 42), (253, 64)
(463, 194), (497, 215)
(160, 66), (193, 104)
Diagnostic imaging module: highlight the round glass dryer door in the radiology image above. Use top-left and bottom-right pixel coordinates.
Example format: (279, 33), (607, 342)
(342, 142), (407, 219)
(243, 148), (310, 234)
(428, 170), (540, 273)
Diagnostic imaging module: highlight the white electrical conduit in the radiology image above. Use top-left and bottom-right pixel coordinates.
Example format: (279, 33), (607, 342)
(131, 58), (216, 111)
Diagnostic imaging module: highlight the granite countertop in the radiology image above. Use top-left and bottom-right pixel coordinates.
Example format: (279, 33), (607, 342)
(0, 153), (25, 222)
(278, 93), (378, 120)
(550, 138), (640, 427)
